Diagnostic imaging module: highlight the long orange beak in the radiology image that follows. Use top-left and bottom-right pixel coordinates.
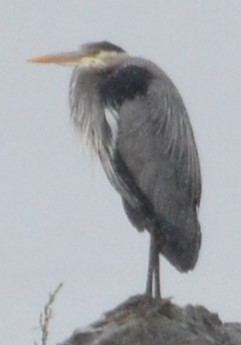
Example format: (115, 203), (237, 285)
(28, 51), (87, 66)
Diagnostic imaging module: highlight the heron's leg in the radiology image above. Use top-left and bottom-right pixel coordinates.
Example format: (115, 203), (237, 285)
(145, 234), (154, 296)
(153, 241), (161, 299)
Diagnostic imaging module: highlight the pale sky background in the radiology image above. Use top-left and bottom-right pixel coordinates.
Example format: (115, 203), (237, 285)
(0, 1), (241, 345)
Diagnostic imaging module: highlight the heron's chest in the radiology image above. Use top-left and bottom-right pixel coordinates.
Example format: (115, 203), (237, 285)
(71, 99), (119, 158)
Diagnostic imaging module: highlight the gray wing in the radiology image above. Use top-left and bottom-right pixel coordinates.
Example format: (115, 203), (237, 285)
(98, 62), (201, 271)
(117, 76), (201, 229)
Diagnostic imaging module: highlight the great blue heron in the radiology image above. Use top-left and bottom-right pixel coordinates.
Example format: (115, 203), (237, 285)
(30, 41), (201, 299)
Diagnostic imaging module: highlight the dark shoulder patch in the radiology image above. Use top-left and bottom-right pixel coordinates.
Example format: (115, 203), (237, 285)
(100, 65), (153, 107)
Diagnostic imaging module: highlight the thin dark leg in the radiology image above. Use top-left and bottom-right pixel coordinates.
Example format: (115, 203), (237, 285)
(145, 234), (154, 296)
(146, 232), (161, 299)
(153, 241), (161, 299)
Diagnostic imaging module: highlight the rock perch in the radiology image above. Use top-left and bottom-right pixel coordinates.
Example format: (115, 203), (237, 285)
(59, 295), (241, 345)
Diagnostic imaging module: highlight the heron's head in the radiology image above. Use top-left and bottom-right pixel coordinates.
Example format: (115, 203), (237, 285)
(29, 41), (126, 69)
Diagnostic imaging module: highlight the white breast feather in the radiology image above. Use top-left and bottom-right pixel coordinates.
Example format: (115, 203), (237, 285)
(104, 107), (119, 155)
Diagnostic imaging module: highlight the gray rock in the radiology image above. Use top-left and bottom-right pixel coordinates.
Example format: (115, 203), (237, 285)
(59, 295), (241, 345)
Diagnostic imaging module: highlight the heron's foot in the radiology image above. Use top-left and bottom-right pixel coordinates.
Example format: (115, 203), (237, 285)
(144, 291), (173, 306)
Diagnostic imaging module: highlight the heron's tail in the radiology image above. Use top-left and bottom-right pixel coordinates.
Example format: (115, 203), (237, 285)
(158, 217), (201, 272)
